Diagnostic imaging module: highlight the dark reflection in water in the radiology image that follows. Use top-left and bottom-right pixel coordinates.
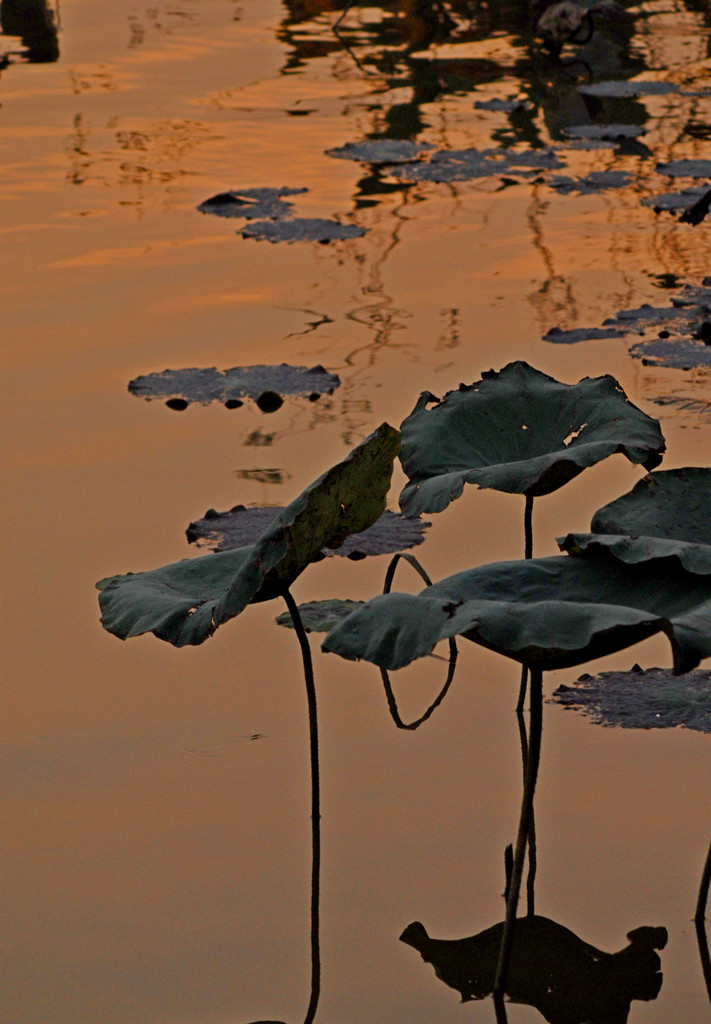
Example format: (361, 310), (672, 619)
(0, 0), (58, 63)
(401, 915), (668, 1023)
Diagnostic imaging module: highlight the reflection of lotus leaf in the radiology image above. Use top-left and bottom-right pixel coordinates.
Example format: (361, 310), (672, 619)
(552, 666), (711, 732)
(398, 361), (664, 517)
(401, 915), (666, 1020)
(322, 553), (711, 672)
(97, 424), (400, 646)
(188, 506), (430, 558)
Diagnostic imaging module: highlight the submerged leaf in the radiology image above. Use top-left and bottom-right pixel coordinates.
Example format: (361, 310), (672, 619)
(551, 667), (711, 733)
(322, 553), (711, 673)
(398, 361), (665, 517)
(188, 506), (430, 558)
(98, 423), (400, 646)
(128, 364), (340, 408)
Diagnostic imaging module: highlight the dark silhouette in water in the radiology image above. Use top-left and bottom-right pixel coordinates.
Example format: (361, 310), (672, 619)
(1, 0), (59, 62)
(401, 915), (667, 1023)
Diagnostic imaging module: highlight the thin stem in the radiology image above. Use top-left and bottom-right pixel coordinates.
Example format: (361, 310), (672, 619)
(281, 588), (320, 1024)
(516, 708), (537, 917)
(696, 839), (711, 923)
(493, 666), (543, 1002)
(696, 916), (711, 1005)
(524, 492), (534, 561)
(515, 496), (534, 712)
(379, 552), (458, 730)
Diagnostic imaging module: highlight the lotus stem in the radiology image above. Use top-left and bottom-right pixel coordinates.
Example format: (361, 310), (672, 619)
(516, 707), (537, 917)
(515, 495), (535, 712)
(493, 666), (543, 1005)
(696, 839), (711, 923)
(696, 916), (711, 1004)
(380, 553), (458, 729)
(281, 588), (321, 1024)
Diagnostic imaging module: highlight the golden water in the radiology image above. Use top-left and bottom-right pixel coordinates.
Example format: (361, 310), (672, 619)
(4, 2), (711, 1021)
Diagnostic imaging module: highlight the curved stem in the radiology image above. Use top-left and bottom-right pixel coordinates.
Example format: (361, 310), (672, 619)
(281, 588), (320, 1024)
(515, 496), (534, 712)
(696, 839), (711, 923)
(383, 551), (435, 591)
(380, 552), (458, 729)
(493, 666), (543, 1004)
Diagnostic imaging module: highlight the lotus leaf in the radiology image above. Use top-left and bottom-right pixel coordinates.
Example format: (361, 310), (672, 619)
(557, 468), (711, 573)
(592, 468), (711, 543)
(98, 423), (400, 646)
(321, 554), (711, 673)
(398, 362), (665, 517)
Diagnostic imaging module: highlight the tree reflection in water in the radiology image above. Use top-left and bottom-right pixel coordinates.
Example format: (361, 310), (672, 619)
(0, 0), (59, 63)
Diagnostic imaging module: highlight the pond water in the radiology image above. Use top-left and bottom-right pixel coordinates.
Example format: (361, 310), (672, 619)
(4, 1), (711, 1021)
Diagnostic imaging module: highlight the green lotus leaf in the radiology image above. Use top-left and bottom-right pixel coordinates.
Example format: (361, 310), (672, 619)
(398, 362), (665, 517)
(322, 554), (711, 673)
(559, 468), (711, 574)
(591, 467), (711, 542)
(98, 423), (400, 647)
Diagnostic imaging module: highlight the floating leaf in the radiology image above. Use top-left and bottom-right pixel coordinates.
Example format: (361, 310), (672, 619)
(630, 337), (711, 369)
(322, 552), (711, 673)
(97, 423), (400, 647)
(657, 159), (711, 178)
(543, 325), (625, 344)
(128, 364), (340, 408)
(548, 170), (632, 194)
(398, 361), (665, 517)
(474, 97), (533, 112)
(197, 187), (307, 220)
(392, 147), (564, 183)
(275, 599), (366, 633)
(579, 80), (676, 98)
(240, 218), (366, 243)
(188, 506), (430, 558)
(562, 124), (646, 140)
(642, 187), (709, 212)
(551, 667), (711, 733)
(325, 140), (432, 164)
